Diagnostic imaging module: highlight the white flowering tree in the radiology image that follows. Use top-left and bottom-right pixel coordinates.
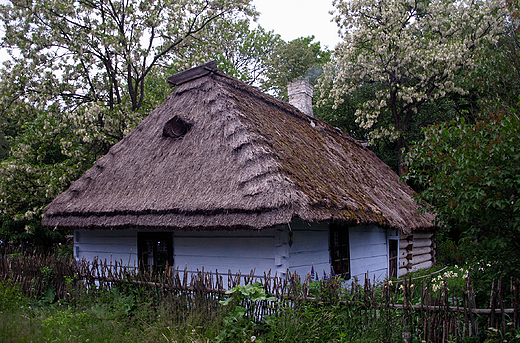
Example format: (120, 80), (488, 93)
(0, 0), (260, 245)
(319, 0), (505, 174)
(1, 0), (256, 116)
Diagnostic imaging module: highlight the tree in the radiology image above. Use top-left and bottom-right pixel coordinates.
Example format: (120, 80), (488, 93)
(175, 20), (284, 85)
(262, 36), (331, 100)
(0, 106), (99, 245)
(0, 0), (258, 246)
(0, 131), (8, 161)
(319, 0), (505, 174)
(0, 0), (256, 131)
(404, 114), (520, 272)
(471, 5), (520, 117)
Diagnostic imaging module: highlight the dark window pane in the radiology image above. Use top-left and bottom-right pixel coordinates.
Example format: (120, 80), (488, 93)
(138, 233), (173, 272)
(330, 224), (350, 279)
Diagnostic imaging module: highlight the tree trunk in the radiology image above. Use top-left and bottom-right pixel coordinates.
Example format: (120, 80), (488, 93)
(397, 135), (407, 176)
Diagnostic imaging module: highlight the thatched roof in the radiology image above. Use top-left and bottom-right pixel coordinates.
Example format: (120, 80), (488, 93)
(43, 62), (434, 234)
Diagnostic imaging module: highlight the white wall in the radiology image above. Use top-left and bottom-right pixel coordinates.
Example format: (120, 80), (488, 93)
(173, 228), (277, 276)
(349, 225), (389, 283)
(74, 221), (409, 287)
(74, 229), (138, 267)
(279, 220), (330, 279)
(173, 220), (329, 280)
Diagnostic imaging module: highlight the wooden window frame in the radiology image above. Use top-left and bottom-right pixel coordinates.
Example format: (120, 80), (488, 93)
(389, 239), (398, 279)
(330, 224), (351, 279)
(137, 232), (173, 272)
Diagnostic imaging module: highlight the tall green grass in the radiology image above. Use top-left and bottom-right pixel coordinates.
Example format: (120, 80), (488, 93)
(0, 280), (227, 343)
(0, 279), (405, 343)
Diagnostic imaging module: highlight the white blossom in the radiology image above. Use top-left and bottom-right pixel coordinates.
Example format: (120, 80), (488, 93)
(322, 0), (505, 146)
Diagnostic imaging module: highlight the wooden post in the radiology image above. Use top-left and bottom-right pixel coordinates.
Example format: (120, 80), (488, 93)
(515, 278), (520, 329)
(489, 279), (497, 330)
(498, 277), (506, 335)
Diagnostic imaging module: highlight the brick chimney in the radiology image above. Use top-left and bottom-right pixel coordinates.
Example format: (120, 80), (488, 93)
(288, 80), (314, 117)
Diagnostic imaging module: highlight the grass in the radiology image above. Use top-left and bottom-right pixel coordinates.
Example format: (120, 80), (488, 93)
(0, 279), (405, 343)
(0, 281), (227, 343)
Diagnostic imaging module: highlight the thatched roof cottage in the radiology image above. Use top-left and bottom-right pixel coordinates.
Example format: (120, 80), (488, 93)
(43, 61), (435, 282)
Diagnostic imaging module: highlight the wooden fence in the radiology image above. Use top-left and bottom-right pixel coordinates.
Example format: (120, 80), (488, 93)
(1, 252), (518, 342)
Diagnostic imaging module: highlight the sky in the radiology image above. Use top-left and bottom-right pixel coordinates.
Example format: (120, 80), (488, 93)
(251, 0), (342, 50)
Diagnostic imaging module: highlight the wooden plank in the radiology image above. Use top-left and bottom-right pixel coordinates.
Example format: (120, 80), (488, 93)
(349, 225), (386, 242)
(351, 254), (387, 278)
(413, 232), (433, 239)
(399, 246), (431, 258)
(174, 255), (274, 274)
(167, 61), (218, 87)
(412, 253), (432, 264)
(411, 260), (433, 271)
(174, 227), (275, 238)
(351, 244), (387, 259)
(400, 234), (414, 242)
(174, 236), (274, 259)
(350, 225), (387, 258)
(76, 229), (137, 238)
(400, 259), (411, 268)
(77, 235), (136, 246)
(75, 229), (138, 267)
(412, 246), (431, 256)
(287, 228), (328, 253)
(412, 238), (433, 248)
(78, 243), (137, 254)
(288, 250), (330, 268)
(174, 228), (276, 275)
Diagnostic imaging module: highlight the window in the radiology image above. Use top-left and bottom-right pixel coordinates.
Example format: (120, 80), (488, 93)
(389, 239), (398, 278)
(162, 116), (190, 138)
(330, 224), (350, 279)
(137, 232), (173, 271)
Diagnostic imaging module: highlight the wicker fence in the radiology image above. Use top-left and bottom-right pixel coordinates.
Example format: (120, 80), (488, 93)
(1, 251), (519, 342)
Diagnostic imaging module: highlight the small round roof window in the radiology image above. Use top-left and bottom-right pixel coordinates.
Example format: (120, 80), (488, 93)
(163, 116), (190, 138)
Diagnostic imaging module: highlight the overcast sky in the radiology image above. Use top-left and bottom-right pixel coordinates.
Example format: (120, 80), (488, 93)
(252, 0), (341, 50)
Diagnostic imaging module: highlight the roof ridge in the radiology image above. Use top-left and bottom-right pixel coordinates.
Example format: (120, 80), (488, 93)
(167, 60), (218, 87)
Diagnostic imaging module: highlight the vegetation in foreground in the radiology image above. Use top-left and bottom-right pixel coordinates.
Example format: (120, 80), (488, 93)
(1, 256), (519, 343)
(0, 281), (399, 343)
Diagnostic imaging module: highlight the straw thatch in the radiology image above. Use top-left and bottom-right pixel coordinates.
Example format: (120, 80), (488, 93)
(43, 63), (434, 234)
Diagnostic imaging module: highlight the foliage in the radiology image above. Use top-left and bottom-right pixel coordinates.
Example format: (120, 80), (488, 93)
(2, 249), (520, 342)
(0, 0), (262, 246)
(0, 0), (256, 113)
(471, 7), (520, 117)
(220, 282), (276, 306)
(185, 20), (284, 86)
(404, 115), (520, 275)
(261, 302), (401, 342)
(261, 36), (331, 100)
(428, 265), (469, 293)
(319, 0), (505, 174)
(0, 131), (8, 161)
(0, 108), (95, 245)
(217, 282), (275, 343)
(0, 279), (227, 342)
